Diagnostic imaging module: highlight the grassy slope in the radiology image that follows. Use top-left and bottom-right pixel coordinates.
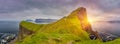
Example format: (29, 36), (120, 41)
(20, 21), (45, 32)
(17, 8), (120, 44)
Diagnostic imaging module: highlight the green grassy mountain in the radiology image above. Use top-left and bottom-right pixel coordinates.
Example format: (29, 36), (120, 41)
(16, 7), (120, 44)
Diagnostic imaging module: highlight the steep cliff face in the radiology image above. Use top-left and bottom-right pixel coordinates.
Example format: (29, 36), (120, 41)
(18, 25), (34, 41)
(66, 7), (96, 36)
(17, 21), (44, 42)
(16, 7), (95, 44)
(76, 7), (99, 40)
(77, 7), (92, 33)
(9, 23), (35, 44)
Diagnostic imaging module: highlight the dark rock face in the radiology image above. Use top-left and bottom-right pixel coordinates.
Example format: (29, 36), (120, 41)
(76, 7), (93, 33)
(17, 25), (34, 41)
(89, 34), (97, 40)
(98, 32), (118, 42)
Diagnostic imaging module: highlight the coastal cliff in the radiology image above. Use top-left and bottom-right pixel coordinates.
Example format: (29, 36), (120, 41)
(16, 7), (101, 44)
(18, 25), (34, 41)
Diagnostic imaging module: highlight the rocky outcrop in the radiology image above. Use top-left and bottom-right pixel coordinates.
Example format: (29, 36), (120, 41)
(75, 7), (100, 40)
(17, 25), (34, 42)
(76, 7), (93, 33)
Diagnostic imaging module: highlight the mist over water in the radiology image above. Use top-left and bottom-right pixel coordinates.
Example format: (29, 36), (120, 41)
(91, 21), (120, 36)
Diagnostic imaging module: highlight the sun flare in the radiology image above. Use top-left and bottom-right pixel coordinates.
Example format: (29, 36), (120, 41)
(88, 18), (96, 23)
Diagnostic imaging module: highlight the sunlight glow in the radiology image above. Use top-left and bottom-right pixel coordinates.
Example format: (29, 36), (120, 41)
(88, 18), (96, 23)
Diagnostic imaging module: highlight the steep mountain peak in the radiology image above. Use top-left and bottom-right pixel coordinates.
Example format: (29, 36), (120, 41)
(75, 7), (86, 13)
(67, 7), (92, 33)
(65, 7), (84, 18)
(66, 7), (98, 40)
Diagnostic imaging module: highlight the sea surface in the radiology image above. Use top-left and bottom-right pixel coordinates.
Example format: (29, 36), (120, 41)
(0, 21), (19, 34)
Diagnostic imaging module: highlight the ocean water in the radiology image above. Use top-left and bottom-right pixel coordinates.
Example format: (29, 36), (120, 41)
(0, 21), (19, 34)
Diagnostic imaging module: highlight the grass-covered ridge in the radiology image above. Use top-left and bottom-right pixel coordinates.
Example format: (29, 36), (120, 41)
(17, 7), (120, 44)
(20, 21), (45, 32)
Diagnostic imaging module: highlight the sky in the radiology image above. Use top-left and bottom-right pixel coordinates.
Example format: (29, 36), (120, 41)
(0, 0), (120, 21)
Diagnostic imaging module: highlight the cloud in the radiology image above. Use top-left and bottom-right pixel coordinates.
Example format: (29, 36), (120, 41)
(0, 0), (29, 13)
(0, 0), (120, 21)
